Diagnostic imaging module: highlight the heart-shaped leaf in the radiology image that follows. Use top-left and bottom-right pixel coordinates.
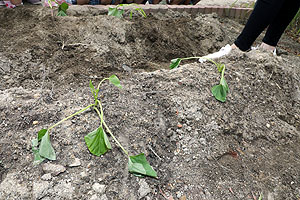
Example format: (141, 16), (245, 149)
(84, 127), (111, 156)
(109, 75), (122, 89)
(170, 58), (181, 69)
(39, 131), (56, 160)
(128, 153), (157, 178)
(211, 84), (227, 102)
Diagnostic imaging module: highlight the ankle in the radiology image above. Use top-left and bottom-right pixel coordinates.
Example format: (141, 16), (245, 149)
(260, 43), (276, 51)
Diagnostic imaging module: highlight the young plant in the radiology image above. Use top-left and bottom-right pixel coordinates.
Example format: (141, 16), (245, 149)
(108, 4), (147, 19)
(31, 75), (157, 178)
(48, 0), (69, 17)
(170, 57), (229, 102)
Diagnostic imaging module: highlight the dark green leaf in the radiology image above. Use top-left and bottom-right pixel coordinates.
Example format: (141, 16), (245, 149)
(170, 58), (181, 69)
(108, 7), (124, 18)
(84, 127), (111, 156)
(59, 2), (68, 12)
(39, 132), (56, 160)
(32, 139), (45, 165)
(128, 153), (157, 178)
(109, 75), (122, 89)
(211, 84), (227, 102)
(38, 129), (48, 142)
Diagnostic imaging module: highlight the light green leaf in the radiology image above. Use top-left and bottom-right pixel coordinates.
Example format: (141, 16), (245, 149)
(211, 84), (227, 102)
(39, 132), (56, 160)
(32, 139), (45, 165)
(220, 77), (229, 93)
(57, 10), (67, 16)
(109, 75), (122, 89)
(170, 58), (181, 69)
(108, 7), (124, 18)
(38, 129), (48, 142)
(217, 63), (225, 73)
(128, 153), (157, 178)
(84, 127), (111, 156)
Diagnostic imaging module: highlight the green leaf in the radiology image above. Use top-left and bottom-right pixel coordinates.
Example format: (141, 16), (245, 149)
(38, 129), (48, 142)
(220, 77), (229, 93)
(128, 153), (157, 178)
(39, 131), (56, 160)
(217, 63), (225, 73)
(32, 139), (45, 165)
(170, 58), (181, 69)
(108, 7), (124, 18)
(84, 127), (111, 156)
(109, 75), (122, 89)
(59, 2), (68, 12)
(211, 84), (227, 102)
(57, 10), (67, 16)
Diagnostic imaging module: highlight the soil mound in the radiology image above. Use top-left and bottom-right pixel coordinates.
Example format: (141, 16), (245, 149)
(0, 6), (300, 200)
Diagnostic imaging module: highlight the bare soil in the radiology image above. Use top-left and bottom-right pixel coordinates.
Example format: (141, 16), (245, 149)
(0, 5), (300, 200)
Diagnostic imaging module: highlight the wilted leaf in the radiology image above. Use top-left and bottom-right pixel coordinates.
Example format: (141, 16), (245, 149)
(32, 139), (45, 165)
(108, 7), (124, 18)
(220, 77), (229, 93)
(109, 75), (122, 89)
(38, 129), (48, 141)
(211, 84), (227, 102)
(128, 153), (157, 178)
(39, 131), (56, 160)
(170, 58), (181, 69)
(84, 127), (111, 156)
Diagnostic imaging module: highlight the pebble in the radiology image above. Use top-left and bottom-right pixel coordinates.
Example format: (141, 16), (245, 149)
(42, 163), (66, 176)
(266, 123), (270, 128)
(32, 121), (39, 125)
(138, 179), (151, 199)
(69, 158), (81, 167)
(41, 173), (52, 181)
(92, 183), (106, 194)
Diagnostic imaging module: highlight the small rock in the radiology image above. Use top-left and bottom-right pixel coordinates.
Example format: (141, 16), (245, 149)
(90, 194), (99, 200)
(80, 171), (88, 178)
(138, 179), (151, 199)
(32, 121), (39, 125)
(266, 123), (270, 128)
(33, 181), (50, 199)
(92, 183), (106, 194)
(42, 163), (66, 176)
(33, 93), (41, 99)
(41, 173), (52, 181)
(69, 158), (81, 167)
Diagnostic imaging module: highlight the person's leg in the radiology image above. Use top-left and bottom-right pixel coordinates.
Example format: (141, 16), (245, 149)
(234, 0), (286, 51)
(262, 0), (300, 48)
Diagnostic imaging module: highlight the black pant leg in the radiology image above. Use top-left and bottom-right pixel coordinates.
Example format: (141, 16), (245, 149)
(262, 1), (300, 46)
(234, 0), (285, 51)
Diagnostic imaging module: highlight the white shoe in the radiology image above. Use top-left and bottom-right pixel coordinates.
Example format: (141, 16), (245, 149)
(199, 44), (232, 63)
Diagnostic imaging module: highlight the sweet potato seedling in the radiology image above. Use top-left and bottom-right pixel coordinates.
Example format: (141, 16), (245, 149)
(170, 57), (229, 102)
(47, 0), (69, 16)
(108, 4), (147, 19)
(32, 75), (157, 178)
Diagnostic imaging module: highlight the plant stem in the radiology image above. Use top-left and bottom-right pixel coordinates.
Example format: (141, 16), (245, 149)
(48, 104), (94, 131)
(97, 78), (109, 91)
(95, 101), (129, 156)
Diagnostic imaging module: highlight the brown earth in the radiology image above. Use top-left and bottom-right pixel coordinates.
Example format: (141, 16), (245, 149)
(0, 5), (300, 200)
